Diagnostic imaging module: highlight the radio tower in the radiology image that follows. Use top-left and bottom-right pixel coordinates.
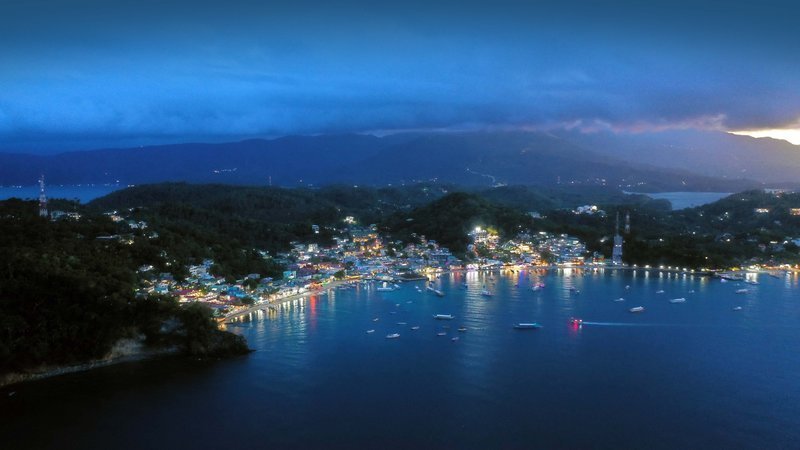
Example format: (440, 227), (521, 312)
(612, 212), (623, 265)
(38, 175), (48, 218)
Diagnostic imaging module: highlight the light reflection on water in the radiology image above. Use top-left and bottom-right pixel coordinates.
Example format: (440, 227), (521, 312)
(3, 268), (800, 449)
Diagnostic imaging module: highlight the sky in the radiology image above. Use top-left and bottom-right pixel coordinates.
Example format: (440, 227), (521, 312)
(1, 0), (800, 153)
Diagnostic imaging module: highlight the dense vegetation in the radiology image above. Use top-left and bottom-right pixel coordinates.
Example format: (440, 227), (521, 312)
(3, 183), (799, 376)
(0, 199), (248, 376)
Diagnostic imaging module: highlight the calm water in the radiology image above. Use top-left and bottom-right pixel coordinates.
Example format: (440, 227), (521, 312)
(3, 269), (800, 449)
(0, 185), (124, 203)
(632, 191), (732, 210)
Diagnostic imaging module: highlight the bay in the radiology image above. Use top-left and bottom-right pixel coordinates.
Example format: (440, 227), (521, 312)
(2, 269), (799, 449)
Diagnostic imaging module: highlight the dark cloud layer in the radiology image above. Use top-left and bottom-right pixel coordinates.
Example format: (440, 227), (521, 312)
(1, 0), (799, 152)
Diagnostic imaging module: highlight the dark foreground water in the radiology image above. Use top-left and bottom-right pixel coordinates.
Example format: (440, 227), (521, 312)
(3, 269), (800, 449)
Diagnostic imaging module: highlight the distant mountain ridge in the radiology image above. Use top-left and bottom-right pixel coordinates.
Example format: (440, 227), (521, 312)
(0, 131), (781, 192)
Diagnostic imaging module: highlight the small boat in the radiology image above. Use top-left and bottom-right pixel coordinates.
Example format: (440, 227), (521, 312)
(569, 317), (583, 325)
(735, 289), (749, 294)
(613, 297), (625, 302)
(656, 290), (665, 294)
(481, 289), (493, 297)
(393, 284), (401, 288)
(433, 314), (455, 320)
(372, 318), (379, 322)
(458, 327), (467, 332)
(386, 333), (400, 339)
(397, 322), (407, 325)
(436, 332), (447, 336)
(688, 290), (695, 294)
(513, 323), (542, 329)
(451, 337), (459, 342)
(669, 298), (687, 303)
(366, 329), (375, 334)
(625, 285), (631, 290)
(376, 286), (395, 292)
(629, 306), (645, 313)
(732, 306), (743, 311)
(411, 326), (420, 330)
(720, 278), (728, 283)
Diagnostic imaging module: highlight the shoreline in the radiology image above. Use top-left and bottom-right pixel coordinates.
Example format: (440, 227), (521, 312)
(224, 279), (353, 322)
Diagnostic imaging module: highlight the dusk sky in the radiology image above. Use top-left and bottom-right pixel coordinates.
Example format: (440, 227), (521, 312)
(2, 0), (799, 152)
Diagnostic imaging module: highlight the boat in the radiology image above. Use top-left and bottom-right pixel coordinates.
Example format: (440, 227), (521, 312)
(481, 289), (493, 297)
(614, 297), (625, 302)
(426, 286), (445, 297)
(625, 285), (631, 290)
(457, 327), (467, 332)
(569, 317), (583, 325)
(656, 290), (665, 294)
(513, 323), (542, 329)
(433, 314), (455, 320)
(436, 332), (447, 336)
(451, 337), (460, 342)
(376, 286), (395, 292)
(386, 333), (400, 339)
(745, 280), (759, 285)
(720, 278), (728, 283)
(629, 306), (645, 313)
(669, 298), (687, 303)
(372, 318), (379, 322)
(732, 306), (743, 311)
(366, 329), (375, 334)
(735, 289), (749, 294)
(396, 322), (407, 325)
(411, 326), (420, 330)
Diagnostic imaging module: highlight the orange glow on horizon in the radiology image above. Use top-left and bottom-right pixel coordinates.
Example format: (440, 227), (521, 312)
(729, 128), (800, 145)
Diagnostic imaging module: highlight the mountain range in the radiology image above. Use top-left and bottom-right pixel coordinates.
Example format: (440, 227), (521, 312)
(1, 130), (797, 191)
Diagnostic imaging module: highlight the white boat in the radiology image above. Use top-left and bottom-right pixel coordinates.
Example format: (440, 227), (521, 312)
(669, 298), (686, 303)
(720, 278), (728, 283)
(656, 290), (665, 294)
(436, 332), (447, 336)
(513, 323), (542, 329)
(629, 306), (645, 313)
(433, 314), (455, 320)
(735, 289), (749, 294)
(451, 337), (460, 342)
(481, 289), (493, 297)
(411, 326), (420, 330)
(366, 329), (375, 334)
(386, 333), (400, 339)
(426, 286), (445, 297)
(396, 322), (407, 325)
(625, 285), (631, 290)
(732, 306), (743, 311)
(372, 318), (379, 322)
(614, 297), (625, 302)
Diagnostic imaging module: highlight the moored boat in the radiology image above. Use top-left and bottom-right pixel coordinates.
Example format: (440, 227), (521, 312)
(513, 322), (542, 329)
(386, 333), (400, 339)
(433, 314), (455, 320)
(629, 306), (645, 313)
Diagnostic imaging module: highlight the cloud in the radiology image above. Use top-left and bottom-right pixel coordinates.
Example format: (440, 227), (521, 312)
(1, 0), (799, 151)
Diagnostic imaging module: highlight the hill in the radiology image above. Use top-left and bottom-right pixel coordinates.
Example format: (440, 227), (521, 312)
(0, 131), (761, 192)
